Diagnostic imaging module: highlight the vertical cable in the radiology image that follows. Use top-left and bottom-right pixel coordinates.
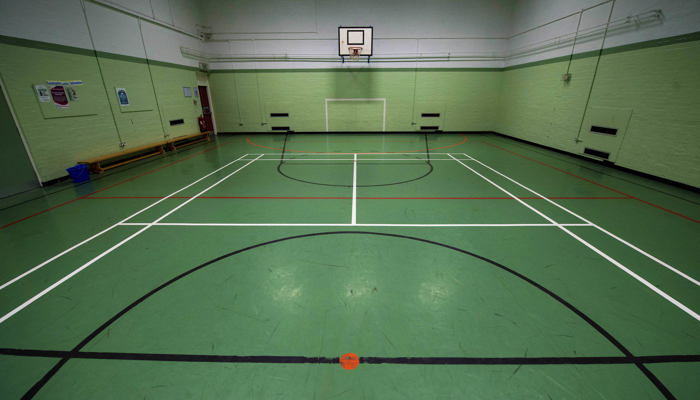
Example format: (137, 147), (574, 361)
(254, 69), (264, 128)
(253, 39), (265, 129)
(574, 0), (616, 143)
(231, 44), (243, 127)
(409, 38), (420, 129)
(138, 18), (168, 138)
(79, 0), (123, 145)
(565, 10), (584, 76)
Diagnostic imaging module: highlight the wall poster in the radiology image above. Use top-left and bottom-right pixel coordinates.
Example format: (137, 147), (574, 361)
(68, 80), (82, 101)
(50, 85), (69, 108)
(116, 88), (129, 106)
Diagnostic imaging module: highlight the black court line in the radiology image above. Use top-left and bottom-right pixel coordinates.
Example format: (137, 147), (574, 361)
(2, 348), (699, 365)
(20, 232), (678, 399)
(276, 133), (434, 187)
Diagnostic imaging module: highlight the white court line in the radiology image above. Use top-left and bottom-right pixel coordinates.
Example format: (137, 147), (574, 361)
(352, 153), (357, 225)
(0, 225), (117, 291)
(258, 153), (454, 155)
(447, 155), (558, 224)
(149, 155), (263, 225)
(244, 158), (471, 161)
(591, 226), (700, 286)
(119, 222), (593, 227)
(0, 155), (263, 324)
(0, 154), (251, 292)
(460, 153), (700, 287)
(451, 153), (700, 322)
(0, 225), (151, 324)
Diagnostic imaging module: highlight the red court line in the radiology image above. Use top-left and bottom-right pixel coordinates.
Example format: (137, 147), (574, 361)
(245, 134), (468, 154)
(82, 196), (631, 200)
(0, 199), (83, 231)
(481, 140), (700, 224)
(0, 139), (235, 230)
(299, 139), (426, 144)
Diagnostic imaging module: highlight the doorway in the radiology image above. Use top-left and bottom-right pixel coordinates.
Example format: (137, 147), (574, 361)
(198, 86), (214, 132)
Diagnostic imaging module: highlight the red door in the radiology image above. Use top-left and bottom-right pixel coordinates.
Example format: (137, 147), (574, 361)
(198, 86), (213, 131)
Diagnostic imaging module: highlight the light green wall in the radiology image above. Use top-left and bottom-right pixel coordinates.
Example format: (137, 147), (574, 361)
(585, 39), (700, 187)
(208, 69), (502, 133)
(1, 32), (699, 188)
(96, 55), (164, 148)
(0, 41), (119, 182)
(149, 64), (201, 138)
(327, 100), (385, 132)
(0, 37), (200, 182)
(497, 56), (596, 152)
(497, 34), (700, 188)
(0, 79), (38, 197)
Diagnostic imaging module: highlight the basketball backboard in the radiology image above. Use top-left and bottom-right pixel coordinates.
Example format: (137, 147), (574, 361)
(338, 26), (373, 61)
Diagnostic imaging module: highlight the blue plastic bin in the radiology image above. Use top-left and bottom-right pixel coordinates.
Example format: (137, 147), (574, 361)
(66, 164), (90, 183)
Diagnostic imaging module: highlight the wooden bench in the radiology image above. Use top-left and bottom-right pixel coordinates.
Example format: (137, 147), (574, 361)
(79, 141), (168, 173)
(78, 131), (212, 173)
(166, 131), (211, 151)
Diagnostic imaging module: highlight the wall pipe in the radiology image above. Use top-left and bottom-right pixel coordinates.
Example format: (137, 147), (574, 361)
(182, 9), (661, 65)
(87, 0), (203, 40)
(207, 0), (615, 42)
(507, 9), (662, 60)
(509, 0), (614, 39)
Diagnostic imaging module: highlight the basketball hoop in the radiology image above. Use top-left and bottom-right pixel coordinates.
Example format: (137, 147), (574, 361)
(339, 27), (372, 63)
(348, 46), (362, 61)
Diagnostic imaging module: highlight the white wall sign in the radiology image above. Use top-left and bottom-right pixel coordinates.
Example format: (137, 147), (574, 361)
(66, 86), (79, 101)
(35, 85), (50, 102)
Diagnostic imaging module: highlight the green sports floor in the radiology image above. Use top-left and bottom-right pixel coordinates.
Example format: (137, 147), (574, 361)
(0, 132), (698, 399)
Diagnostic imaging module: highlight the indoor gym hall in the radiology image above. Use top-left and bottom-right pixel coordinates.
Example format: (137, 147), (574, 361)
(1, 0), (699, 399)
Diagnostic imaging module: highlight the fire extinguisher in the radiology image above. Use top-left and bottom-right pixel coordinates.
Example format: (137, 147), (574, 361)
(198, 115), (207, 132)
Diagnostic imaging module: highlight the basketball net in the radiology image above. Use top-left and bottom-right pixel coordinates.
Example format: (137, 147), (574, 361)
(349, 47), (362, 61)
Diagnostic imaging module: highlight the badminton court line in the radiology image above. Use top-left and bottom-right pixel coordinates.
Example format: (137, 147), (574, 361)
(0, 136), (239, 231)
(0, 155), (261, 324)
(449, 154), (700, 323)
(254, 153), (454, 155)
(480, 140), (700, 225)
(86, 196), (630, 200)
(352, 153), (357, 225)
(461, 153), (700, 287)
(120, 222), (593, 227)
(244, 158), (471, 161)
(0, 153), (252, 292)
